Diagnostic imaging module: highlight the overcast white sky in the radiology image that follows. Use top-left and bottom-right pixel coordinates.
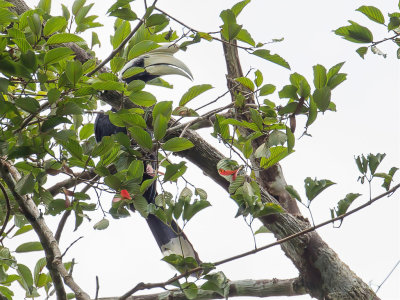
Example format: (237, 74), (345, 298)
(12, 0), (400, 299)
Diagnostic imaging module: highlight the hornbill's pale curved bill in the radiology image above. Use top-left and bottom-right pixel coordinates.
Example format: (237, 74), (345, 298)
(94, 45), (201, 266)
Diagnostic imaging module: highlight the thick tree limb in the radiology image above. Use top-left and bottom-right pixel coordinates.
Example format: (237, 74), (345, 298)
(0, 160), (90, 300)
(96, 278), (305, 300)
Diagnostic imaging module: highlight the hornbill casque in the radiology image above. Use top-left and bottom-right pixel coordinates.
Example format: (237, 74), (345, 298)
(94, 45), (201, 268)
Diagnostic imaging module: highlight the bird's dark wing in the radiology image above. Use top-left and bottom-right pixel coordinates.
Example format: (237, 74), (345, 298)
(94, 112), (127, 143)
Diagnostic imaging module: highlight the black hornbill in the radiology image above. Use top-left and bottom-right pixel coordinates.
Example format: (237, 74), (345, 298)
(94, 45), (201, 266)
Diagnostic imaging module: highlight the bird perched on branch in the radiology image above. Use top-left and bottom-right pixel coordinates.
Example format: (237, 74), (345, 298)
(94, 45), (201, 267)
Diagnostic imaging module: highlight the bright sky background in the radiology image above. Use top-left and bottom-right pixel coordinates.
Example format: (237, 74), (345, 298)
(11, 0), (400, 299)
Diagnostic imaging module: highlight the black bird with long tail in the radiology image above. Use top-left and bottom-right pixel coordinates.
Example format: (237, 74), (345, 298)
(94, 45), (201, 266)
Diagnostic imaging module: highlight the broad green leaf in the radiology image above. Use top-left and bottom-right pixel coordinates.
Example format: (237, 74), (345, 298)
(112, 20), (130, 49)
(253, 203), (284, 217)
(335, 21), (373, 43)
(290, 73), (310, 98)
(79, 123), (94, 140)
(179, 84), (213, 106)
(285, 185), (302, 202)
(17, 264), (33, 290)
(249, 108), (263, 130)
(13, 38), (32, 53)
(146, 14), (168, 27)
(72, 0), (86, 15)
(355, 154), (368, 175)
(183, 200), (211, 221)
(286, 126), (295, 153)
(15, 174), (35, 195)
(128, 40), (160, 60)
(236, 28), (255, 46)
(43, 16), (67, 36)
(313, 64), (327, 89)
(356, 6), (385, 24)
(254, 70), (263, 87)
(181, 282), (198, 299)
(313, 86), (331, 112)
(47, 33), (85, 45)
(93, 218), (109, 230)
(356, 46), (368, 59)
(0, 8), (17, 24)
(259, 83), (276, 96)
(153, 115), (167, 141)
(260, 146), (291, 169)
(110, 7), (137, 21)
(252, 49), (290, 69)
(92, 81), (125, 91)
(65, 60), (83, 86)
(38, 0), (51, 14)
(15, 97), (40, 113)
(92, 136), (114, 156)
(128, 126), (152, 150)
(75, 3), (93, 25)
(44, 47), (74, 65)
(129, 91), (156, 107)
(334, 193), (361, 216)
(34, 257), (46, 285)
(16, 242), (43, 253)
(61, 4), (70, 21)
(163, 137), (194, 152)
(41, 116), (71, 132)
(326, 62), (345, 81)
(220, 9), (242, 41)
(235, 77), (254, 91)
(164, 161), (187, 182)
(327, 73), (346, 90)
(254, 225), (271, 234)
(231, 0), (251, 17)
(388, 16), (400, 31)
(367, 153), (386, 175)
(306, 97), (317, 127)
(0, 78), (9, 93)
(132, 195), (149, 217)
(27, 13), (41, 39)
(62, 139), (83, 159)
(304, 177), (336, 201)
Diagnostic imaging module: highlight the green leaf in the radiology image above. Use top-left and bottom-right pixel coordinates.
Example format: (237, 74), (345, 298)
(285, 185), (302, 202)
(15, 97), (40, 113)
(61, 4), (70, 21)
(285, 125), (295, 153)
(164, 161), (187, 182)
(254, 225), (271, 234)
(112, 20), (130, 49)
(231, 0), (251, 17)
(92, 81), (125, 91)
(110, 7), (137, 21)
(335, 21), (373, 43)
(128, 40), (160, 60)
(252, 49), (290, 69)
(254, 70), (263, 87)
(220, 9), (242, 41)
(44, 47), (74, 65)
(367, 153), (386, 175)
(327, 62), (345, 81)
(129, 91), (157, 107)
(47, 33), (86, 45)
(259, 83), (275, 96)
(249, 108), (263, 130)
(146, 14), (168, 27)
(334, 193), (361, 216)
(163, 137), (194, 152)
(388, 16), (400, 31)
(327, 73), (346, 90)
(304, 177), (336, 202)
(179, 84), (213, 106)
(356, 6), (385, 24)
(236, 28), (255, 46)
(153, 115), (167, 141)
(75, 3), (93, 25)
(128, 126), (152, 150)
(306, 97), (317, 127)
(313, 64), (327, 89)
(313, 86), (331, 112)
(65, 60), (83, 86)
(0, 8), (17, 24)
(0, 78), (9, 94)
(41, 116), (72, 132)
(15, 174), (35, 195)
(43, 16), (67, 36)
(356, 46), (368, 59)
(17, 264), (33, 289)
(16, 242), (43, 253)
(38, 0), (51, 13)
(183, 200), (211, 221)
(27, 13), (41, 39)
(72, 0), (86, 15)
(253, 203), (284, 217)
(79, 123), (94, 140)
(260, 146), (292, 169)
(235, 77), (254, 91)
(181, 282), (198, 299)
(93, 218), (109, 230)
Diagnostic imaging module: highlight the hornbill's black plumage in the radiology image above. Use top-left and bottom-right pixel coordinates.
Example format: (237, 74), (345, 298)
(94, 45), (200, 266)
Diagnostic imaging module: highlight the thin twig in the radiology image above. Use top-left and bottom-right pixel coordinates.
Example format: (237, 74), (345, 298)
(61, 236), (84, 258)
(95, 276), (100, 300)
(375, 259), (400, 294)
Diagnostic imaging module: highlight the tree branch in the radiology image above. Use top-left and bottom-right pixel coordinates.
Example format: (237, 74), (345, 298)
(96, 278), (305, 300)
(0, 159), (90, 300)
